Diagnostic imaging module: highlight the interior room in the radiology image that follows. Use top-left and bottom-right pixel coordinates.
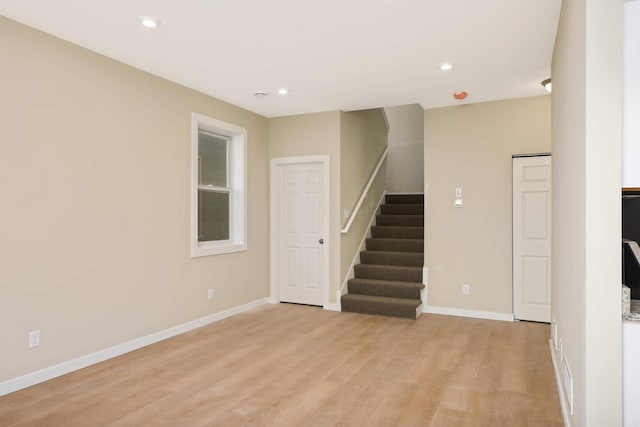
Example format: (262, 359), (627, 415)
(0, 0), (630, 425)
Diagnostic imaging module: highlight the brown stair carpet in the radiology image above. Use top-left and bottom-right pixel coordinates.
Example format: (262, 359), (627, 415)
(365, 238), (423, 253)
(341, 193), (425, 319)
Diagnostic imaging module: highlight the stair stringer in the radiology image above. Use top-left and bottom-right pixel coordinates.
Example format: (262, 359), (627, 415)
(338, 190), (388, 311)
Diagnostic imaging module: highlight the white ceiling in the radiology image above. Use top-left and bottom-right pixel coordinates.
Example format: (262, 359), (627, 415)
(0, 0), (561, 118)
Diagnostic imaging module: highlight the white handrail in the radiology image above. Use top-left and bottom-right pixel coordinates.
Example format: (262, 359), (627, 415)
(341, 145), (390, 234)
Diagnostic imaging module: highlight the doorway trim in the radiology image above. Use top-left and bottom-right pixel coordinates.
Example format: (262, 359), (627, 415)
(270, 155), (330, 309)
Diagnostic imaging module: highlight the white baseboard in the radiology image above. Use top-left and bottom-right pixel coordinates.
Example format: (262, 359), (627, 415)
(549, 339), (572, 427)
(324, 303), (341, 312)
(324, 289), (346, 312)
(424, 305), (514, 322)
(0, 297), (270, 397)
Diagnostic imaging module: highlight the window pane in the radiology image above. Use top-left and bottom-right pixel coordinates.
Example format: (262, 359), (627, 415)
(198, 190), (230, 242)
(198, 131), (228, 187)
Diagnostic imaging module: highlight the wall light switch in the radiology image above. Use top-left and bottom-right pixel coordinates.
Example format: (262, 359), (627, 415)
(455, 187), (463, 198)
(455, 199), (463, 208)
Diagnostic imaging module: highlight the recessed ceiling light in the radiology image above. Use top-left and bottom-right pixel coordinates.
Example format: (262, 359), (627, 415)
(277, 88), (289, 95)
(253, 91), (269, 97)
(140, 16), (160, 28)
(541, 78), (552, 93)
(440, 63), (453, 71)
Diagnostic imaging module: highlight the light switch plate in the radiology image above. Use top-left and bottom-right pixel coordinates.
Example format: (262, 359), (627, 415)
(455, 199), (463, 208)
(455, 187), (462, 198)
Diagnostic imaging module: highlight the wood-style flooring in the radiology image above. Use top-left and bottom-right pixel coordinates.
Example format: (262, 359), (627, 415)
(0, 304), (563, 426)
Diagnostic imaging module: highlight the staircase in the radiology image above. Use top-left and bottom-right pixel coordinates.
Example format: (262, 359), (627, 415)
(341, 194), (425, 319)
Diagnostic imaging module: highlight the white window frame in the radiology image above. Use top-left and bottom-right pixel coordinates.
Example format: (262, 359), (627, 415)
(191, 113), (247, 257)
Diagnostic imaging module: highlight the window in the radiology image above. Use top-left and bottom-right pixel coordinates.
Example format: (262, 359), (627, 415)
(191, 113), (246, 257)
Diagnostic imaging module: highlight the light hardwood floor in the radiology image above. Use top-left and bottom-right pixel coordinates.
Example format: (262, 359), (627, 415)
(0, 304), (563, 426)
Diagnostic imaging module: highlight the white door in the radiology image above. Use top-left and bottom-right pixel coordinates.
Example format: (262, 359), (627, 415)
(513, 155), (552, 322)
(277, 162), (325, 306)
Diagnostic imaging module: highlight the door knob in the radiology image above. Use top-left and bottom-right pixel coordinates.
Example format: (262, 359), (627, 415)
(319, 238), (324, 244)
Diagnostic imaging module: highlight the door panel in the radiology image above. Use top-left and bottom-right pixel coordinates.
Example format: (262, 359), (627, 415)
(523, 192), (549, 239)
(278, 162), (324, 306)
(513, 155), (552, 322)
(522, 256), (550, 304)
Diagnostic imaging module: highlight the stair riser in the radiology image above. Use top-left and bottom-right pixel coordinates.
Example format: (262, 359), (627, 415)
(380, 205), (424, 215)
(341, 299), (420, 319)
(366, 239), (424, 253)
(360, 251), (423, 267)
(342, 193), (425, 320)
(354, 265), (422, 282)
(370, 226), (424, 239)
(348, 280), (422, 299)
(376, 215), (423, 226)
(385, 194), (424, 205)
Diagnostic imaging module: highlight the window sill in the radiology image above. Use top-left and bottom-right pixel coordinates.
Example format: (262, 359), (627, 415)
(191, 242), (247, 258)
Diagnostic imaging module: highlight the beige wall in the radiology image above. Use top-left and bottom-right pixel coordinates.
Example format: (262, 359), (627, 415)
(385, 104), (424, 193)
(340, 109), (387, 218)
(0, 17), (269, 382)
(551, 0), (622, 424)
(624, 1), (640, 188)
(424, 96), (550, 314)
(269, 109), (388, 300)
(268, 112), (342, 301)
(340, 109), (388, 282)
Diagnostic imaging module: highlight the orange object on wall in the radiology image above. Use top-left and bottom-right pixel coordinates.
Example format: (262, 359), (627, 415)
(453, 91), (468, 100)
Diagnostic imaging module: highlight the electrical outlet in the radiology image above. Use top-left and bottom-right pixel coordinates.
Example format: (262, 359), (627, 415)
(207, 288), (214, 300)
(343, 209), (349, 219)
(29, 330), (40, 349)
(462, 284), (470, 295)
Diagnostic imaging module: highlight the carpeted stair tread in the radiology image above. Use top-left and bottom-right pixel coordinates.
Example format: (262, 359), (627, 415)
(342, 193), (424, 319)
(360, 250), (424, 267)
(341, 294), (422, 319)
(354, 264), (422, 282)
(348, 278), (424, 299)
(376, 214), (423, 226)
(366, 238), (424, 253)
(380, 204), (424, 215)
(371, 226), (424, 239)
(385, 194), (424, 205)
